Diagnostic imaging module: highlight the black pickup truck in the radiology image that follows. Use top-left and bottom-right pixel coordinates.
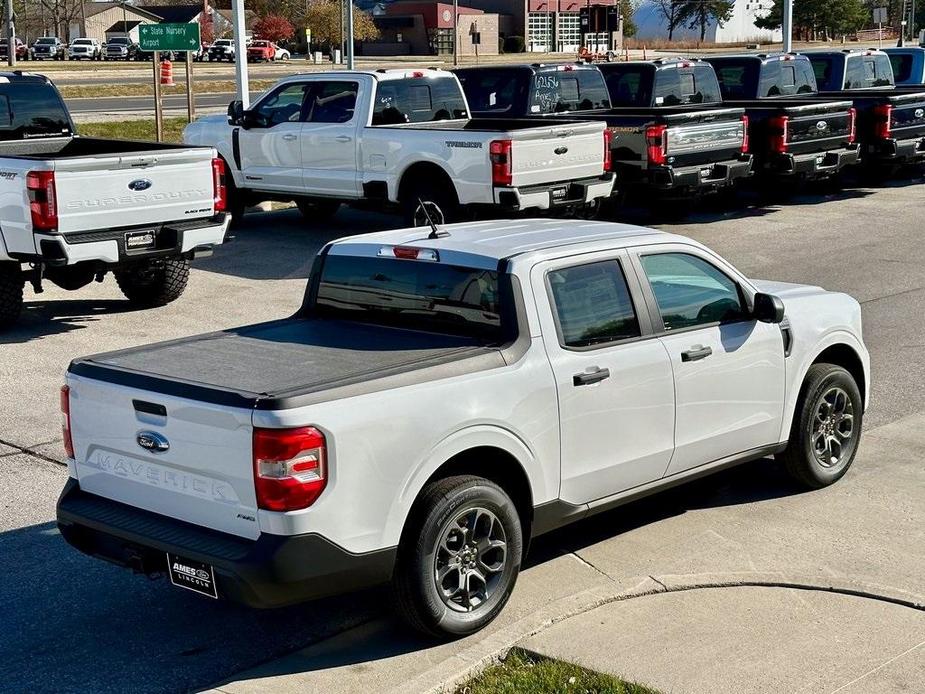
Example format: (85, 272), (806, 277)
(806, 50), (925, 171)
(704, 54), (860, 180)
(455, 62), (752, 199)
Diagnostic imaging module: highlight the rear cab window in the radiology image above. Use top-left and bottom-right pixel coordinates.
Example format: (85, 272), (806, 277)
(600, 64), (654, 106)
(372, 77), (469, 125)
(709, 59), (760, 99)
(312, 252), (506, 340)
(653, 65), (722, 105)
(456, 68), (527, 114)
(0, 81), (73, 140)
(889, 53), (914, 83)
(528, 69), (611, 113)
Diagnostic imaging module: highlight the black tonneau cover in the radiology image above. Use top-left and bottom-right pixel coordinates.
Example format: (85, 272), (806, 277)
(69, 318), (506, 410)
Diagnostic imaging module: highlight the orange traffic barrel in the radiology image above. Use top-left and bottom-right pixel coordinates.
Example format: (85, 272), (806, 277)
(160, 59), (174, 86)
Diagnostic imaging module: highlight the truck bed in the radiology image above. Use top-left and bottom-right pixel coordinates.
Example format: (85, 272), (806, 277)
(69, 318), (506, 410)
(0, 136), (189, 159)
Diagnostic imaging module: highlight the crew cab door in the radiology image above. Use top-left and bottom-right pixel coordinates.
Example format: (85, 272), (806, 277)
(533, 252), (675, 504)
(631, 246), (785, 476)
(238, 81), (311, 192)
(300, 79), (361, 197)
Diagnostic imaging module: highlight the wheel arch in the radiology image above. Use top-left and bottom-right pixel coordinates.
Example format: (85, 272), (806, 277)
(811, 343), (867, 405)
(396, 161), (458, 206)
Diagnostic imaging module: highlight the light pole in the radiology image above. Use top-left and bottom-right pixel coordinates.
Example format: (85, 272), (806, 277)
(231, 0), (249, 107)
(6, 0), (15, 68)
(346, 0), (354, 68)
(453, 0), (458, 66)
(781, 0), (793, 53)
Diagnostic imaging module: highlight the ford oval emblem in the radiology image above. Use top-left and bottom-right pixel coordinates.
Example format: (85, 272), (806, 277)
(915, 108), (924, 119)
(128, 178), (153, 192)
(815, 120), (828, 131)
(554, 146), (569, 155)
(137, 430), (169, 453)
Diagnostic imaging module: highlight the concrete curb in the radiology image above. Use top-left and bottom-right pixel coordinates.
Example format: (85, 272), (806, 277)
(412, 572), (925, 694)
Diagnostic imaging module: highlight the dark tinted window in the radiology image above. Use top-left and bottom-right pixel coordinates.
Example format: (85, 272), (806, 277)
(653, 65), (722, 105)
(456, 69), (526, 113)
(844, 55), (894, 88)
(601, 65), (652, 106)
(315, 255), (502, 338)
(528, 69), (610, 113)
(811, 56), (837, 90)
(252, 82), (310, 125)
(548, 261), (640, 348)
(0, 82), (72, 140)
(890, 53), (914, 82)
(372, 77), (468, 125)
(709, 59), (760, 99)
(306, 81), (357, 123)
(641, 253), (746, 330)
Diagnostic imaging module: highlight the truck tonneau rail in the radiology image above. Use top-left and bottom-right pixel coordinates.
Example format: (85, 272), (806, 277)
(69, 318), (506, 410)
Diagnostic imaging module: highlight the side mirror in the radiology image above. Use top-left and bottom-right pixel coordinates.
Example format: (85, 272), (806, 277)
(753, 292), (785, 324)
(227, 100), (244, 126)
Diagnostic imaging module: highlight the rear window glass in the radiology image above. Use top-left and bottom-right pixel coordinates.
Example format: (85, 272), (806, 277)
(528, 70), (610, 113)
(844, 55), (894, 88)
(810, 56), (837, 90)
(890, 53), (913, 82)
(709, 59), (760, 99)
(457, 69), (526, 113)
(372, 77), (469, 125)
(653, 65), (722, 105)
(314, 255), (504, 338)
(600, 65), (653, 106)
(0, 83), (72, 140)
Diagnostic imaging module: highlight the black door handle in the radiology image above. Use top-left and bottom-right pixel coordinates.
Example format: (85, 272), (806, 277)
(573, 367), (611, 386)
(681, 346), (713, 362)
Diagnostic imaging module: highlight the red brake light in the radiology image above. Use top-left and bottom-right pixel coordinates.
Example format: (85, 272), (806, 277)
(603, 128), (613, 171)
(411, 71), (424, 78)
(61, 385), (74, 459)
(741, 114), (749, 153)
(768, 115), (789, 153)
(645, 124), (667, 166)
(490, 139), (513, 186)
(873, 104), (893, 139)
(847, 107), (857, 144)
(253, 426), (327, 511)
(393, 246), (420, 259)
(211, 158), (227, 212)
(26, 170), (58, 231)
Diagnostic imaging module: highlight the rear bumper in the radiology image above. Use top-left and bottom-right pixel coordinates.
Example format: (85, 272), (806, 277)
(56, 479), (396, 609)
(863, 135), (925, 163)
(644, 155), (753, 193)
(494, 173), (615, 211)
(763, 145), (860, 178)
(24, 213), (230, 267)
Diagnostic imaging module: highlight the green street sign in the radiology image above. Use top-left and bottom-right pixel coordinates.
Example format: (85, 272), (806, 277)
(139, 23), (201, 52)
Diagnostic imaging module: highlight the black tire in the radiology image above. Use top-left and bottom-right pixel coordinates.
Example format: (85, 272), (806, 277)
(778, 363), (863, 489)
(114, 258), (190, 308)
(401, 183), (458, 228)
(296, 198), (341, 222)
(0, 262), (24, 330)
(393, 475), (522, 639)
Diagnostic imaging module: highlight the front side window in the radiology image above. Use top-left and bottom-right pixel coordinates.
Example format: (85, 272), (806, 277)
(305, 81), (358, 124)
(640, 253), (747, 330)
(252, 83), (310, 126)
(548, 261), (640, 348)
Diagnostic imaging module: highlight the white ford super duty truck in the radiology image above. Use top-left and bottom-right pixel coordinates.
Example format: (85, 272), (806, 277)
(0, 72), (230, 329)
(57, 219), (869, 637)
(182, 69), (615, 226)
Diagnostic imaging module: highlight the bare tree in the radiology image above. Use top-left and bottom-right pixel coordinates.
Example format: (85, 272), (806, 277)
(652, 0), (684, 40)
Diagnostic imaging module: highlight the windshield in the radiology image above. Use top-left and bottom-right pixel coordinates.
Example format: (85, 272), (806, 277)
(109, 38), (129, 45)
(37, 38), (57, 45)
(216, 40), (232, 46)
(314, 255), (505, 339)
(73, 39), (92, 45)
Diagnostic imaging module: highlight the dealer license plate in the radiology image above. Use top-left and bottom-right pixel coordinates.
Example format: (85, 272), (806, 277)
(167, 553), (218, 599)
(125, 229), (156, 251)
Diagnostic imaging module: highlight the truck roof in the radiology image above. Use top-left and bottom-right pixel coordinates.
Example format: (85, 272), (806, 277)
(278, 68), (455, 84)
(0, 71), (50, 84)
(332, 219), (675, 267)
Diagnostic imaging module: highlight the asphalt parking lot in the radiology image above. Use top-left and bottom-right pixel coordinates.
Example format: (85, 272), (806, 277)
(1, 174), (923, 693)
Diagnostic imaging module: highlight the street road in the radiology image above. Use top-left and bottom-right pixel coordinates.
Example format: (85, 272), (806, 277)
(0, 176), (923, 692)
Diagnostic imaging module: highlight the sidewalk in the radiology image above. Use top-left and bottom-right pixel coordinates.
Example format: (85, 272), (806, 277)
(205, 413), (925, 694)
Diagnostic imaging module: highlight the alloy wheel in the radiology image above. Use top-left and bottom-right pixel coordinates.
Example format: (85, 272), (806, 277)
(811, 386), (855, 468)
(434, 507), (507, 613)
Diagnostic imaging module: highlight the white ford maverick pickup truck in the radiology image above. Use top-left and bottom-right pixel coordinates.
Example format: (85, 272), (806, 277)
(57, 219), (868, 637)
(182, 69), (615, 226)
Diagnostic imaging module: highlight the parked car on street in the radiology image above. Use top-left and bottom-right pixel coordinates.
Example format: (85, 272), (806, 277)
(0, 73), (231, 329)
(68, 37), (102, 60)
(208, 38), (236, 62)
(456, 61), (752, 200)
(273, 45), (291, 61)
(247, 40), (277, 62)
(183, 69), (615, 226)
(104, 36), (140, 61)
(30, 36), (66, 61)
(805, 50), (925, 172)
(883, 47), (925, 86)
(0, 38), (29, 61)
(704, 54), (860, 180)
(56, 218), (869, 637)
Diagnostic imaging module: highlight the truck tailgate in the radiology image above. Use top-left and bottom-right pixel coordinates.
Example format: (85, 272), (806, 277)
(784, 101), (856, 155)
(508, 122), (605, 187)
(663, 113), (747, 165)
(52, 147), (216, 234)
(67, 375), (260, 540)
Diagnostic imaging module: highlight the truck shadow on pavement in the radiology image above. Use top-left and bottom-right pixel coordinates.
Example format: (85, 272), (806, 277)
(0, 299), (138, 345)
(0, 457), (806, 693)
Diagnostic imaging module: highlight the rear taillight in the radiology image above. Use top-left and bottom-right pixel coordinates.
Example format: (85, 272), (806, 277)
(253, 426), (327, 511)
(645, 124), (667, 166)
(873, 104), (893, 139)
(740, 115), (749, 154)
(211, 158), (227, 212)
(603, 128), (613, 171)
(60, 385), (74, 459)
(26, 170), (58, 231)
(847, 107), (857, 144)
(768, 115), (789, 154)
(489, 139), (513, 186)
